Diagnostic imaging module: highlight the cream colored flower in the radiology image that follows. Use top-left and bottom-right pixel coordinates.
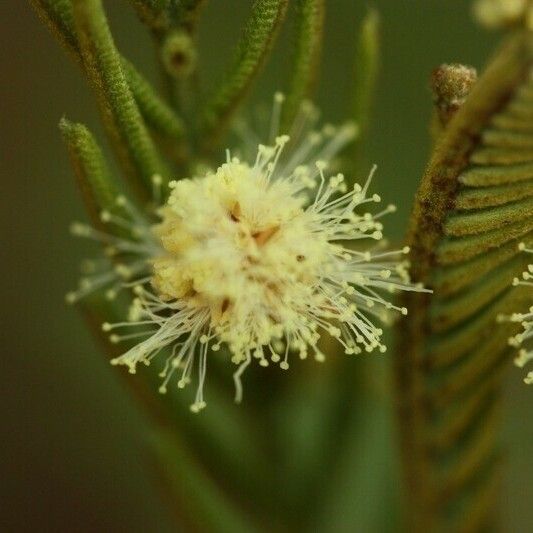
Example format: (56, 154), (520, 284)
(106, 128), (429, 411)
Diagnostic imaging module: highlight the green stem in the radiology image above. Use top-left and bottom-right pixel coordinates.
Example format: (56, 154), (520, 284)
(120, 57), (186, 159)
(30, 0), (80, 61)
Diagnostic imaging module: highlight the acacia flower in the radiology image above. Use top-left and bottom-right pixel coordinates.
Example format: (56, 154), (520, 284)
(103, 125), (428, 411)
(509, 243), (533, 384)
(68, 95), (429, 412)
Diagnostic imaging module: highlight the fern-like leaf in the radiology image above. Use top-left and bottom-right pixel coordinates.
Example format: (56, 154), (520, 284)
(396, 32), (533, 532)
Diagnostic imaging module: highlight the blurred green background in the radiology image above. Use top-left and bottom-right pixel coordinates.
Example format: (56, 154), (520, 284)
(2, 0), (532, 531)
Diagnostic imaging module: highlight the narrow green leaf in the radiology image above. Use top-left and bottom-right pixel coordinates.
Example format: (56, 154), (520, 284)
(437, 217), (532, 264)
(432, 233), (533, 296)
(120, 57), (185, 144)
(482, 128), (533, 149)
(350, 8), (380, 168)
(444, 196), (533, 236)
(459, 162), (533, 186)
(455, 179), (533, 209)
(470, 146), (533, 165)
(280, 0), (325, 132)
(31, 0), (185, 150)
(430, 255), (526, 332)
(59, 118), (121, 229)
(200, 0), (288, 147)
(73, 0), (170, 196)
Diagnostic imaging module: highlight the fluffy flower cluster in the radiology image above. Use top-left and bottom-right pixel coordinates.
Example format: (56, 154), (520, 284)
(509, 243), (533, 384)
(473, 0), (533, 29)
(106, 139), (428, 411)
(69, 95), (429, 411)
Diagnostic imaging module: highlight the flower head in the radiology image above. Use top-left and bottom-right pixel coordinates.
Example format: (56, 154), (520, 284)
(68, 95), (429, 412)
(105, 122), (428, 411)
(508, 243), (533, 384)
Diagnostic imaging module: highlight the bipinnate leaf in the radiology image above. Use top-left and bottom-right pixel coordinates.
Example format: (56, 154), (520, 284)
(396, 32), (533, 531)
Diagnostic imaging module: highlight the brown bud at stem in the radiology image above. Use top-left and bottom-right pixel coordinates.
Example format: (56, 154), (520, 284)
(430, 63), (478, 127)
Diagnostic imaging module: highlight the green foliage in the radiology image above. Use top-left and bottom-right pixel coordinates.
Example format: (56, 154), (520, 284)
(281, 0), (325, 131)
(33, 1), (533, 531)
(396, 32), (533, 531)
(351, 8), (380, 136)
(59, 119), (121, 229)
(31, 0), (79, 60)
(73, 0), (170, 196)
(200, 0), (289, 147)
(32, 0), (185, 154)
(120, 57), (185, 148)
